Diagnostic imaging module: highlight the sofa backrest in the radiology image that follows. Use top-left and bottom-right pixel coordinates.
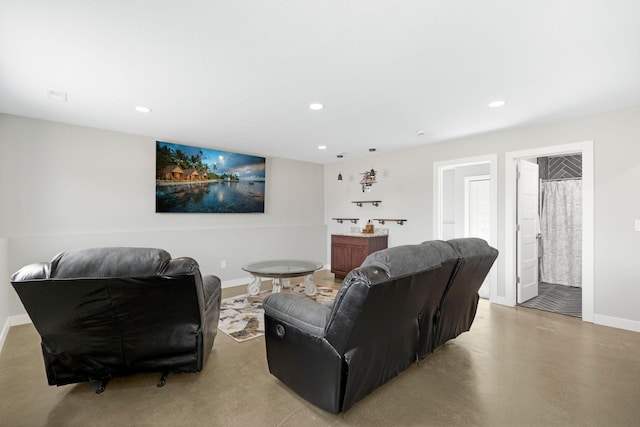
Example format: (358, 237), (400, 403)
(359, 240), (458, 279)
(432, 238), (499, 349)
(324, 240), (459, 354)
(323, 240), (460, 411)
(49, 247), (172, 278)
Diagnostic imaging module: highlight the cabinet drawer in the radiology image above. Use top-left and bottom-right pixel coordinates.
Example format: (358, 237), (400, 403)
(331, 235), (368, 247)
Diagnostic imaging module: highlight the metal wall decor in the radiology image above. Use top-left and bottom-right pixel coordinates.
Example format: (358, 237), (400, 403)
(359, 168), (377, 192)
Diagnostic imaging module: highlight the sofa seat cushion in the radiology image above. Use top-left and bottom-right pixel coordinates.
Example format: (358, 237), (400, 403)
(264, 293), (332, 336)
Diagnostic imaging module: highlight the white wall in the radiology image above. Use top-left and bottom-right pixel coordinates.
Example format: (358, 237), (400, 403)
(325, 105), (640, 330)
(325, 157), (428, 250)
(0, 114), (326, 322)
(0, 238), (9, 349)
(0, 120), (12, 346)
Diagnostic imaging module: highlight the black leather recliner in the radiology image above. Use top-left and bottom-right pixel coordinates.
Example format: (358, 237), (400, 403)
(262, 238), (498, 413)
(432, 238), (499, 350)
(10, 247), (221, 392)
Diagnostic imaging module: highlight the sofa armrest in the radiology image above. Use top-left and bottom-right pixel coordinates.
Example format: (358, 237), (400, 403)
(263, 293), (332, 336)
(202, 274), (222, 310)
(163, 257), (199, 275)
(11, 262), (50, 282)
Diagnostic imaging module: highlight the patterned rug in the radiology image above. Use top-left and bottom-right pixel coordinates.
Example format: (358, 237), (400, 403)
(218, 284), (338, 343)
(218, 294), (266, 342)
(518, 282), (582, 318)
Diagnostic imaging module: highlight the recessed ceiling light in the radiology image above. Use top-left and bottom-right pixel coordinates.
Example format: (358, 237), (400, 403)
(135, 105), (152, 113)
(488, 100), (506, 108)
(309, 103), (324, 110)
(416, 130), (425, 136)
(47, 89), (67, 103)
(318, 145), (327, 150)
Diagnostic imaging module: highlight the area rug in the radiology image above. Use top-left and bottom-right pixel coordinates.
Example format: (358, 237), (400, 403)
(218, 284), (338, 343)
(218, 294), (266, 342)
(518, 282), (582, 318)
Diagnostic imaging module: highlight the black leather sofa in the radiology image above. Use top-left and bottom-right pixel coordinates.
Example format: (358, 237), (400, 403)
(262, 238), (498, 413)
(10, 247), (221, 392)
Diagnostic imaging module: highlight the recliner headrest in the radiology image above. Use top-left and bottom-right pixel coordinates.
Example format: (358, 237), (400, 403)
(50, 247), (172, 278)
(446, 238), (499, 259)
(360, 240), (458, 278)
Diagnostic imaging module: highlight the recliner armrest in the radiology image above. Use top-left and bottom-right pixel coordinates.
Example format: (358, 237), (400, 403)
(263, 293), (332, 336)
(11, 262), (50, 281)
(202, 275), (221, 309)
(163, 257), (199, 275)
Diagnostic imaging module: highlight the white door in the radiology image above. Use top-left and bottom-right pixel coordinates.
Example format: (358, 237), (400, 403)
(465, 175), (490, 241)
(517, 160), (539, 303)
(465, 175), (491, 298)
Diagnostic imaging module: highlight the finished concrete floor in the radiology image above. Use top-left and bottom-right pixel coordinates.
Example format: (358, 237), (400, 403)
(2, 276), (640, 426)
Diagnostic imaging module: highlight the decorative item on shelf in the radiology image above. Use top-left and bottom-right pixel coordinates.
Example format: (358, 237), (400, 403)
(336, 154), (344, 181)
(359, 168), (377, 192)
(352, 200), (381, 207)
(363, 220), (374, 234)
(373, 218), (408, 225)
(332, 218), (359, 224)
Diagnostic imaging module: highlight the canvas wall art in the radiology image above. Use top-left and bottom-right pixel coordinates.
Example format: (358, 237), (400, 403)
(156, 141), (266, 213)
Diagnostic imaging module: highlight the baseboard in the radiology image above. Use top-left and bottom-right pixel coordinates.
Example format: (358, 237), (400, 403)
(594, 314), (640, 333)
(490, 296), (514, 307)
(221, 276), (255, 289)
(10, 313), (31, 326)
(0, 317), (9, 353)
(0, 314), (33, 353)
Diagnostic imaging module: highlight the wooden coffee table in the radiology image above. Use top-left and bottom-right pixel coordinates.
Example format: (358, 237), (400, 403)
(241, 259), (323, 296)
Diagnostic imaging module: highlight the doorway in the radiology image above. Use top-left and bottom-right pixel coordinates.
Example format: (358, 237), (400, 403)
(516, 155), (583, 318)
(465, 175), (490, 242)
(504, 141), (594, 322)
(433, 155), (498, 300)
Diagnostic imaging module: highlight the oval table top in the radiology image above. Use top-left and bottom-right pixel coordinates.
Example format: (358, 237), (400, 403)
(241, 259), (323, 278)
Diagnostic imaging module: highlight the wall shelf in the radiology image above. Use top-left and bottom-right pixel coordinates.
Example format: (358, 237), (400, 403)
(332, 218), (359, 224)
(373, 218), (407, 225)
(352, 200), (382, 207)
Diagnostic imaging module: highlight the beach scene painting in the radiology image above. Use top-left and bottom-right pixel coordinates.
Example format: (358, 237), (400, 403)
(156, 141), (266, 213)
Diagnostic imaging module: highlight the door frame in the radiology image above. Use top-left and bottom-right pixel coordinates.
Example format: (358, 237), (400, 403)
(504, 141), (594, 322)
(433, 154), (498, 301)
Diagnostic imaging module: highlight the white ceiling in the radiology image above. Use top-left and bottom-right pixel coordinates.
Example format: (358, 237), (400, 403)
(2, 1), (640, 164)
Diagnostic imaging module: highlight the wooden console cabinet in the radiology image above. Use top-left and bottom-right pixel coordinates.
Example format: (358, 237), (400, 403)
(331, 234), (388, 279)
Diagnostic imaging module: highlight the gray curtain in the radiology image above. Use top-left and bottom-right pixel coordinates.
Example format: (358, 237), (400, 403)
(540, 180), (582, 287)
